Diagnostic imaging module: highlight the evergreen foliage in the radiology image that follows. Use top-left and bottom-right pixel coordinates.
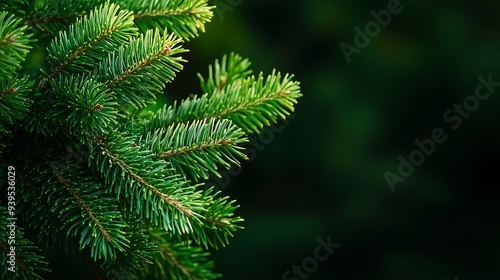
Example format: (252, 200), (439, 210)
(0, 0), (301, 279)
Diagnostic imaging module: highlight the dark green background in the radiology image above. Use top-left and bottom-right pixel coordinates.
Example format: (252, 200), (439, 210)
(168, 0), (500, 279)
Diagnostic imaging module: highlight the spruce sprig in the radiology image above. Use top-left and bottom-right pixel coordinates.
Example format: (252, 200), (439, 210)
(44, 2), (137, 77)
(148, 69), (302, 134)
(0, 11), (33, 77)
(95, 28), (186, 110)
(142, 118), (248, 181)
(198, 52), (253, 95)
(116, 0), (214, 39)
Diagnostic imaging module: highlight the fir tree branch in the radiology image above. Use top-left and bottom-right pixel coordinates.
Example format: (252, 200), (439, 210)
(146, 70), (302, 134)
(143, 230), (221, 280)
(103, 215), (158, 277)
(116, 0), (213, 39)
(198, 53), (253, 95)
(34, 153), (130, 261)
(45, 160), (111, 244)
(90, 132), (205, 235)
(45, 2), (137, 78)
(160, 138), (232, 158)
(26, 74), (118, 143)
(95, 28), (186, 110)
(194, 187), (244, 249)
(47, 75), (120, 140)
(163, 246), (190, 277)
(24, 0), (103, 37)
(18, 148), (75, 247)
(0, 12), (33, 77)
(0, 76), (33, 136)
(98, 143), (191, 216)
(142, 118), (248, 181)
(91, 131), (243, 250)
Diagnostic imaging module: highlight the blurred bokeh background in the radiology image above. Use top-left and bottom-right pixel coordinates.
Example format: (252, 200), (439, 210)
(166, 0), (500, 279)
